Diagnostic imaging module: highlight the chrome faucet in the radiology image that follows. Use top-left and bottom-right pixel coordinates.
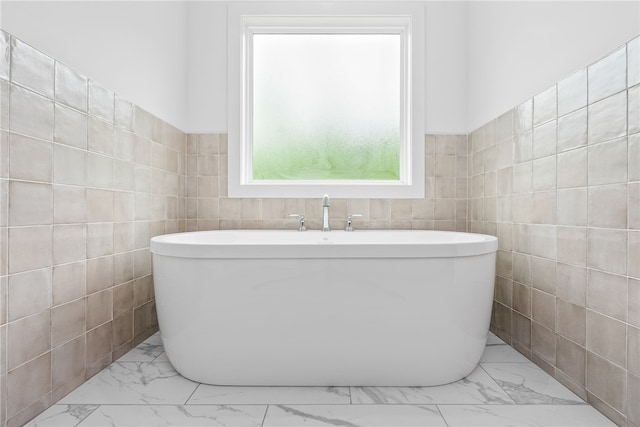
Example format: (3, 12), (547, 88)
(321, 194), (331, 231)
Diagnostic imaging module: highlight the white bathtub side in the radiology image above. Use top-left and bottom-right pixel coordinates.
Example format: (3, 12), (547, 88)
(153, 252), (496, 386)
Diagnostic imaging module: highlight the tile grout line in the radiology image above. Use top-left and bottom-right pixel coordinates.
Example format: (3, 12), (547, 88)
(260, 404), (270, 427)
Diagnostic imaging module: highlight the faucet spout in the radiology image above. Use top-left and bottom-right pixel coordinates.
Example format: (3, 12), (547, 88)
(321, 194), (331, 231)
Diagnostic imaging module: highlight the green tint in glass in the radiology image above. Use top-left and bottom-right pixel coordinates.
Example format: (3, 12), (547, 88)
(252, 34), (401, 181)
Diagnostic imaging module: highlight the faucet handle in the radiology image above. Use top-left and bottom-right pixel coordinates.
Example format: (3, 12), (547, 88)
(288, 213), (306, 231)
(345, 213), (363, 232)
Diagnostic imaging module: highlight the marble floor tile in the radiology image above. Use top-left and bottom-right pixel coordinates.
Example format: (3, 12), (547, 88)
(77, 405), (267, 427)
(486, 332), (506, 345)
(438, 404), (616, 426)
(481, 363), (585, 404)
(480, 345), (530, 362)
(59, 362), (199, 405)
(188, 385), (351, 405)
(153, 351), (170, 362)
(117, 334), (164, 362)
(25, 405), (98, 426)
(262, 404), (447, 427)
(351, 366), (513, 405)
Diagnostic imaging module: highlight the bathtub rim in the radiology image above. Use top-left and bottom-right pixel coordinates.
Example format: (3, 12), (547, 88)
(150, 229), (498, 259)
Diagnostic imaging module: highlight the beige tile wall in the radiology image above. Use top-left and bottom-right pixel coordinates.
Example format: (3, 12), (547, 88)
(0, 31), (186, 427)
(184, 134), (469, 232)
(474, 36), (640, 427)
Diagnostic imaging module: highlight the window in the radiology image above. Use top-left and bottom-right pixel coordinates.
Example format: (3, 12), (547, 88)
(228, 2), (425, 198)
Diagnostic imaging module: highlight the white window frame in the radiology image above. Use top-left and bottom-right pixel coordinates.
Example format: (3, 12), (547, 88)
(227, 1), (425, 198)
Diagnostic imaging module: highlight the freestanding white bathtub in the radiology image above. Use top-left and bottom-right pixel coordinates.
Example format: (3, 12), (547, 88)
(150, 230), (498, 386)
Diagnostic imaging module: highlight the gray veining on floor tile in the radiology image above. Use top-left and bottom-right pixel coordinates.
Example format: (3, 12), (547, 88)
(76, 405), (267, 427)
(25, 405), (99, 426)
(153, 351), (170, 362)
(438, 404), (616, 426)
(262, 404), (447, 427)
(351, 366), (513, 405)
(117, 334), (164, 362)
(481, 363), (585, 404)
(59, 362), (199, 405)
(188, 385), (351, 405)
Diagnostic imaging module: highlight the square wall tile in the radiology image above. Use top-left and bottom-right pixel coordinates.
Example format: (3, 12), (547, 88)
(587, 184), (627, 229)
(587, 269), (627, 322)
(588, 91), (626, 144)
(51, 298), (85, 348)
(531, 321), (556, 364)
(630, 133), (639, 181)
(55, 62), (87, 112)
(588, 137), (628, 185)
(628, 372), (640, 425)
(53, 185), (86, 224)
(10, 84), (54, 141)
(556, 335), (586, 385)
(586, 311), (626, 368)
(629, 36), (640, 87)
(557, 108), (587, 152)
(588, 46), (626, 104)
(85, 321), (112, 377)
(532, 289), (555, 329)
(8, 310), (50, 370)
(8, 268), (51, 322)
(53, 144), (86, 186)
(87, 222), (114, 259)
(557, 188), (587, 226)
(630, 85), (640, 135)
(558, 69), (587, 116)
(86, 289), (112, 330)
(587, 228), (627, 275)
(0, 31), (9, 80)
(630, 231), (640, 279)
(628, 326), (640, 377)
(86, 256), (113, 294)
(531, 157), (556, 191)
(87, 153), (113, 189)
(52, 335), (85, 391)
(556, 226), (587, 266)
(533, 85), (557, 126)
(52, 261), (86, 307)
(556, 263), (586, 306)
(532, 120), (556, 159)
(53, 224), (86, 265)
(88, 81), (114, 123)
(557, 147), (587, 188)
(9, 133), (52, 182)
(10, 37), (54, 99)
(6, 352), (51, 419)
(115, 96), (133, 131)
(556, 299), (585, 346)
(54, 104), (88, 150)
(8, 226), (52, 273)
(531, 256), (556, 294)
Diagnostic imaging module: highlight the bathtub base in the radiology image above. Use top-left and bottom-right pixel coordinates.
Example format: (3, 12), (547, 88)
(153, 254), (495, 386)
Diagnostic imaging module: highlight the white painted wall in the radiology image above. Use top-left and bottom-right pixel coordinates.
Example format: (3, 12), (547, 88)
(187, 1), (228, 133)
(425, 1), (468, 134)
(467, 1), (640, 132)
(0, 1), (189, 131)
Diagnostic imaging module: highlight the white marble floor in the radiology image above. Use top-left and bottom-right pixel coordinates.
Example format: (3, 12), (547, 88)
(27, 333), (615, 427)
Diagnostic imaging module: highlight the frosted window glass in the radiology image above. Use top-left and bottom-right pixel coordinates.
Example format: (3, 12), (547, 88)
(252, 34), (401, 180)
